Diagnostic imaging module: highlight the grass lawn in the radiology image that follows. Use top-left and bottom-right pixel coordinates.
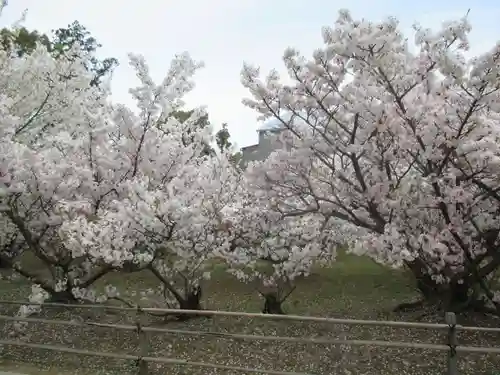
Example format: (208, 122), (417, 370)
(1, 254), (499, 375)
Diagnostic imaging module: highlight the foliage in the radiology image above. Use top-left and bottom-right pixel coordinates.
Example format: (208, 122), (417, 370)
(0, 20), (117, 86)
(51, 21), (118, 87)
(0, 26), (50, 56)
(215, 123), (244, 166)
(215, 123), (232, 152)
(241, 9), (500, 314)
(171, 109), (214, 156)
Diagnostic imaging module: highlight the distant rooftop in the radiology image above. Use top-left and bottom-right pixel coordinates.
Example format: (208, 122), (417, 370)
(257, 117), (287, 132)
(257, 112), (306, 132)
(240, 143), (259, 151)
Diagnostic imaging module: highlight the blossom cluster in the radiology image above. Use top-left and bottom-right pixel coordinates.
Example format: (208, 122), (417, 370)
(0, 29), (322, 318)
(241, 9), (500, 308)
(3, 8), (500, 318)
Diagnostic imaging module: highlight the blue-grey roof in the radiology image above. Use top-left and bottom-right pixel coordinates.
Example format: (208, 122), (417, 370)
(257, 113), (292, 132)
(258, 119), (285, 131)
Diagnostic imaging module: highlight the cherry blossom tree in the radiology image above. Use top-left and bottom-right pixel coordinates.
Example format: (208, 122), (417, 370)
(0, 17), (238, 318)
(218, 167), (334, 314)
(0, 39), (113, 302)
(61, 150), (243, 314)
(55, 54), (249, 316)
(241, 9), (500, 314)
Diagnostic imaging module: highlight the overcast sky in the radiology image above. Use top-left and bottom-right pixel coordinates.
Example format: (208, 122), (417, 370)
(1, 0), (499, 149)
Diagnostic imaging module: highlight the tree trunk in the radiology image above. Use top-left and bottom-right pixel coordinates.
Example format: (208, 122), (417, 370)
(262, 292), (285, 314)
(176, 286), (203, 321)
(47, 289), (79, 304)
(397, 258), (479, 314)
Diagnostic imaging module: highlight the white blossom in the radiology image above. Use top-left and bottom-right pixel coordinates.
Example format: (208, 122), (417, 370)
(241, 10), (500, 309)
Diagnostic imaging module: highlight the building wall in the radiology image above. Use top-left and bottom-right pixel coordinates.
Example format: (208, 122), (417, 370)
(240, 129), (288, 166)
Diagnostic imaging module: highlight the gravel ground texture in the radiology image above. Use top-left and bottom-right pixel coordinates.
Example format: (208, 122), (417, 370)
(1, 255), (500, 375)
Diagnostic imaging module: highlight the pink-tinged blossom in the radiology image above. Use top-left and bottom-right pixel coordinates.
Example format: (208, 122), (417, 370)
(241, 9), (500, 311)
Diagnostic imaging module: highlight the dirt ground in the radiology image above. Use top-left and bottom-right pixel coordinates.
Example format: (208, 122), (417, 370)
(1, 255), (499, 375)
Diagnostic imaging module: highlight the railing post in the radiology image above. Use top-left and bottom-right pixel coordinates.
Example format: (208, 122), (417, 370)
(135, 305), (150, 375)
(445, 311), (458, 375)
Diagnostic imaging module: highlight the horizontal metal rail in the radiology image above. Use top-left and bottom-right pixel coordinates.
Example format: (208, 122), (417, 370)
(0, 313), (499, 354)
(0, 300), (451, 329)
(3, 299), (500, 333)
(0, 339), (312, 375)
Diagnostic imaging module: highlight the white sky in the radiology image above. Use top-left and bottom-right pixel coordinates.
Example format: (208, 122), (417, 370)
(1, 0), (499, 149)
